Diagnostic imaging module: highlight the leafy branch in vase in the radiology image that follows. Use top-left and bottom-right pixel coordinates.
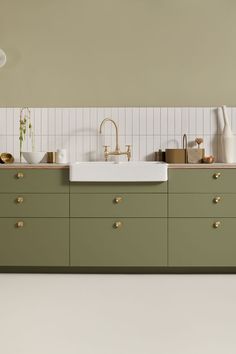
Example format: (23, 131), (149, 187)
(19, 107), (35, 162)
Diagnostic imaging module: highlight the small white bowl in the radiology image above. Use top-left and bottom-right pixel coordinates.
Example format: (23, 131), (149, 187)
(22, 152), (46, 164)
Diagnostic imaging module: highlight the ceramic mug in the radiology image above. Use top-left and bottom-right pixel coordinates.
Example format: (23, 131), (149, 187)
(56, 149), (67, 164)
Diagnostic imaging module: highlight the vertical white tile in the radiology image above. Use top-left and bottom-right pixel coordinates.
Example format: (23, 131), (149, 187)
(125, 108), (133, 136)
(154, 136), (161, 152)
(146, 108), (154, 135)
(139, 107), (146, 136)
(188, 107), (196, 135)
(83, 108), (91, 134)
(174, 108), (182, 136)
(146, 135), (154, 161)
(167, 108), (175, 135)
(203, 108), (211, 135)
(6, 108), (14, 136)
(196, 108), (204, 136)
(153, 108), (161, 135)
(139, 136), (147, 160)
(118, 107), (126, 135)
(210, 107), (218, 136)
(54, 108), (62, 136)
(132, 136), (139, 161)
(132, 108), (140, 135)
(76, 108), (84, 135)
(48, 108), (55, 135)
(13, 108), (20, 135)
(181, 107), (189, 135)
(34, 108), (42, 136)
(160, 108), (168, 135)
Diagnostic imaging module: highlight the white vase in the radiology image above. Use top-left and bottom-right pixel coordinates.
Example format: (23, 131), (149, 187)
(221, 105), (234, 163)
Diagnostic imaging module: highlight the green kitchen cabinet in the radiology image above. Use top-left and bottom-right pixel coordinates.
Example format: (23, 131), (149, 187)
(169, 194), (236, 217)
(169, 169), (236, 193)
(168, 218), (236, 266)
(0, 194), (69, 217)
(70, 194), (167, 217)
(70, 218), (167, 267)
(0, 218), (69, 266)
(0, 169), (69, 193)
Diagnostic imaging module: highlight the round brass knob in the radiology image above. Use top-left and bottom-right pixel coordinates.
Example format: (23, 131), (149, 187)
(213, 196), (221, 204)
(213, 173), (221, 179)
(114, 196), (123, 204)
(114, 221), (123, 229)
(16, 196), (24, 204)
(16, 172), (24, 179)
(213, 221), (221, 229)
(16, 221), (24, 228)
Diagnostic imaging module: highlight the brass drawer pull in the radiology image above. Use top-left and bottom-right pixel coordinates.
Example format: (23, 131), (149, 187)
(16, 221), (24, 228)
(213, 221), (221, 229)
(16, 196), (24, 204)
(213, 196), (221, 204)
(114, 196), (123, 204)
(16, 172), (24, 179)
(213, 173), (221, 179)
(114, 221), (123, 229)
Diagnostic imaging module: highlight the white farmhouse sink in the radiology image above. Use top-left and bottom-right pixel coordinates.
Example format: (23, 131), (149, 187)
(70, 162), (168, 182)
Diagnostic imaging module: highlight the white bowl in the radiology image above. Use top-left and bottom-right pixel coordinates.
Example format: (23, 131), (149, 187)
(22, 152), (46, 164)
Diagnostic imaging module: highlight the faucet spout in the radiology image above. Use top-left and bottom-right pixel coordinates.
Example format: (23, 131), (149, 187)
(99, 118), (119, 152)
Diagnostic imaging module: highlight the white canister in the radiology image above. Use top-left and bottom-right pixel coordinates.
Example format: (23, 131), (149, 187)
(56, 149), (68, 164)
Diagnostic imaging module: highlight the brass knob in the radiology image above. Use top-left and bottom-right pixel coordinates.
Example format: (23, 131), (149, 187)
(213, 173), (221, 179)
(16, 196), (24, 204)
(114, 221), (123, 229)
(114, 196), (123, 204)
(16, 172), (24, 179)
(16, 221), (24, 228)
(213, 196), (221, 204)
(213, 221), (221, 229)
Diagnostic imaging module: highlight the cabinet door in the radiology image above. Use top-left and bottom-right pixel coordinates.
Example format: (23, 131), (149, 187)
(0, 169), (69, 193)
(169, 218), (236, 266)
(70, 218), (167, 266)
(0, 218), (69, 266)
(71, 194), (167, 217)
(169, 169), (236, 193)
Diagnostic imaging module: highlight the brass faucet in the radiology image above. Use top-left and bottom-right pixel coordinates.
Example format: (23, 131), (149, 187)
(99, 118), (131, 161)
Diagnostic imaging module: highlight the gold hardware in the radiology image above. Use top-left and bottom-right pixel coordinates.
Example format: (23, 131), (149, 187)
(213, 196), (221, 204)
(16, 221), (24, 228)
(16, 197), (24, 204)
(114, 196), (123, 204)
(213, 221), (221, 229)
(99, 118), (131, 161)
(114, 221), (123, 229)
(213, 172), (221, 179)
(16, 172), (24, 179)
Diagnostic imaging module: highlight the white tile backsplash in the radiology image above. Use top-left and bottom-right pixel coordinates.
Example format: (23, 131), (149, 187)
(0, 107), (236, 162)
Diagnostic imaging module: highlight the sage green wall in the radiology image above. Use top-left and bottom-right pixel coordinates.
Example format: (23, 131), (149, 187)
(0, 0), (236, 107)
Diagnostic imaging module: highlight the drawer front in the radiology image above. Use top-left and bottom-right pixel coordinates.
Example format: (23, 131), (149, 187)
(0, 194), (69, 217)
(70, 218), (167, 266)
(70, 182), (167, 194)
(169, 169), (236, 193)
(169, 218), (236, 266)
(0, 218), (69, 266)
(169, 194), (236, 217)
(0, 169), (69, 193)
(70, 194), (167, 217)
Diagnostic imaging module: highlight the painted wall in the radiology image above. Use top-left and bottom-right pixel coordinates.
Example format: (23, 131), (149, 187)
(1, 0), (236, 107)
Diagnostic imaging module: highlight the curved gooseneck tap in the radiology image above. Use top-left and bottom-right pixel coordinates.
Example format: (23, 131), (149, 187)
(99, 117), (119, 152)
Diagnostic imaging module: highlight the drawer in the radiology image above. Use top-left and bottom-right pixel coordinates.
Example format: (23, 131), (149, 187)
(0, 218), (69, 266)
(70, 182), (167, 194)
(169, 218), (236, 266)
(169, 169), (236, 193)
(70, 218), (167, 266)
(70, 194), (167, 217)
(0, 169), (69, 193)
(169, 194), (236, 217)
(0, 194), (69, 217)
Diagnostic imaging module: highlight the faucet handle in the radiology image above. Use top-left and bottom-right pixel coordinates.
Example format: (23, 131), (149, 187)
(126, 145), (132, 161)
(126, 145), (131, 150)
(103, 145), (110, 151)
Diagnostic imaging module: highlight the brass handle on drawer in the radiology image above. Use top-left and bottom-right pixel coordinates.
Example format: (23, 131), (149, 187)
(16, 221), (24, 228)
(213, 196), (221, 204)
(16, 172), (24, 179)
(213, 173), (221, 179)
(114, 221), (123, 229)
(16, 197), (24, 204)
(114, 196), (123, 204)
(213, 221), (221, 229)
